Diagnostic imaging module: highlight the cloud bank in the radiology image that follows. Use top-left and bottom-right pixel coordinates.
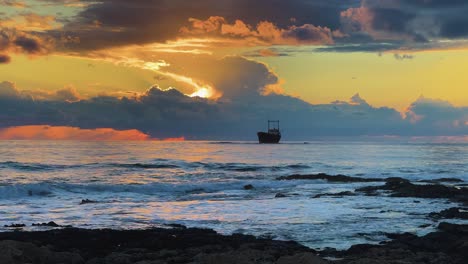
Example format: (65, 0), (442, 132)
(1, 55), (467, 140)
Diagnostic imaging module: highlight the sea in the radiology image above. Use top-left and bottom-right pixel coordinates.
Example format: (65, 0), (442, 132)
(0, 140), (467, 250)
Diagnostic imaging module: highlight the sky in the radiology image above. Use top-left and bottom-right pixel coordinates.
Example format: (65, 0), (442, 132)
(1, 0), (468, 140)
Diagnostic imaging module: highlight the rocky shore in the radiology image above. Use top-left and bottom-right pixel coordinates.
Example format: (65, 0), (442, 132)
(1, 173), (467, 264)
(0, 222), (467, 264)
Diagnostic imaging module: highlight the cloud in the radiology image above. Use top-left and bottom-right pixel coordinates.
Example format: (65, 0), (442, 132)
(4, 68), (468, 139)
(0, 81), (20, 98)
(180, 17), (336, 46)
(403, 96), (468, 135)
(0, 81), (82, 101)
(0, 0), (27, 8)
(48, 0), (352, 51)
(335, 0), (468, 51)
(0, 54), (11, 63)
(0, 28), (54, 59)
(0, 125), (151, 140)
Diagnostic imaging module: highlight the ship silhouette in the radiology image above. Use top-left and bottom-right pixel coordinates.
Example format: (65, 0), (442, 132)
(257, 120), (281, 144)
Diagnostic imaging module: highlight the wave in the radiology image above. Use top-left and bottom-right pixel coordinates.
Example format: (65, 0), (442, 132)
(0, 180), (304, 200)
(0, 161), (85, 171)
(0, 160), (312, 172)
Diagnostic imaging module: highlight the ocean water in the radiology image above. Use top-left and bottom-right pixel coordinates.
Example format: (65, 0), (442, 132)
(0, 140), (467, 249)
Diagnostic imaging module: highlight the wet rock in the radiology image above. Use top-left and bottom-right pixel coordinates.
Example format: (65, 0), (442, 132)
(313, 191), (355, 198)
(332, 223), (468, 264)
(418, 178), (464, 184)
(80, 199), (98, 205)
(429, 207), (468, 219)
(276, 252), (328, 264)
(275, 193), (287, 198)
(0, 240), (84, 264)
(4, 224), (26, 228)
(277, 173), (383, 183)
(356, 177), (468, 204)
(32, 221), (60, 227)
(0, 227), (318, 264)
(244, 184), (255, 190)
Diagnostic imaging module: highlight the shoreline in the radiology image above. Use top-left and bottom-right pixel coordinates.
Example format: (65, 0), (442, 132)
(2, 175), (467, 263)
(0, 222), (466, 264)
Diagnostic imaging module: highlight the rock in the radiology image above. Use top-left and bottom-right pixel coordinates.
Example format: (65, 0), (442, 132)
(276, 252), (328, 264)
(244, 184), (255, 190)
(277, 173), (382, 183)
(356, 177), (468, 205)
(429, 207), (468, 219)
(4, 224), (26, 228)
(80, 199), (98, 205)
(418, 178), (464, 184)
(0, 227), (315, 264)
(32, 221), (60, 227)
(313, 191), (355, 198)
(0, 240), (84, 264)
(275, 193), (287, 198)
(332, 223), (468, 264)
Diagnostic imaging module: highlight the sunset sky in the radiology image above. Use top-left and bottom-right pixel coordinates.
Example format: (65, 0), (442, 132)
(1, 0), (468, 140)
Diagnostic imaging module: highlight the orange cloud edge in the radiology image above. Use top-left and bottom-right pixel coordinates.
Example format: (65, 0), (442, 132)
(0, 125), (184, 141)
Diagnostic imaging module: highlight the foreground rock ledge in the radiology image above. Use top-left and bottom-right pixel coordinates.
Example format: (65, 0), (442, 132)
(1, 223), (467, 264)
(0, 227), (321, 264)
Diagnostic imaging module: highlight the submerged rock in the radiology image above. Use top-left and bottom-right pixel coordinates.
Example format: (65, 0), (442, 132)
(244, 184), (255, 190)
(275, 193), (287, 198)
(313, 191), (355, 198)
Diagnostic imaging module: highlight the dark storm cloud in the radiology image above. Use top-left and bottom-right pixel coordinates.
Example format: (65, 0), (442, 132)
(340, 0), (468, 46)
(0, 28), (54, 58)
(48, 0), (357, 50)
(10, 0), (468, 52)
(0, 54), (10, 63)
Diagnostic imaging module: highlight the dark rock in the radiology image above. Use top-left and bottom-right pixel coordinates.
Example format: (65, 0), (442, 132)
(276, 252), (328, 264)
(277, 173), (383, 183)
(333, 223), (468, 264)
(80, 199), (98, 205)
(429, 207), (468, 219)
(32, 221), (60, 227)
(0, 227), (317, 264)
(243, 184), (255, 190)
(4, 224), (26, 228)
(313, 191), (355, 198)
(356, 177), (468, 205)
(419, 178), (464, 184)
(275, 193), (287, 198)
(0, 240), (84, 264)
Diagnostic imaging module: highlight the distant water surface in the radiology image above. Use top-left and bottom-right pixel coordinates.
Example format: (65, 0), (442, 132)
(0, 140), (466, 249)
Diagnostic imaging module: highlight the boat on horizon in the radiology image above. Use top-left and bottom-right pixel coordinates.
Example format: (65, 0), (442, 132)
(257, 120), (281, 144)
